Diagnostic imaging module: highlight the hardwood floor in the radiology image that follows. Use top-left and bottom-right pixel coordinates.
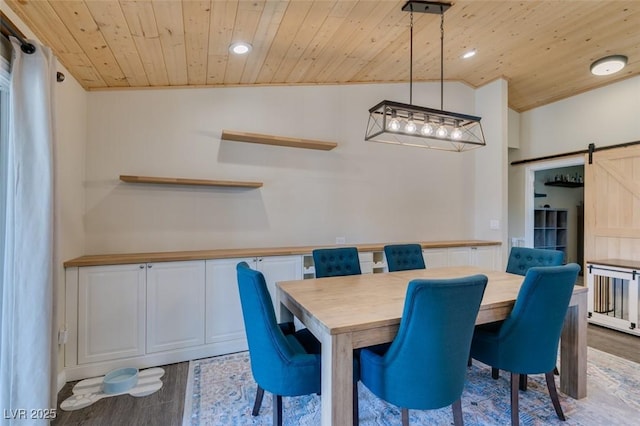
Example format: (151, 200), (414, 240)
(52, 325), (639, 425)
(587, 323), (640, 364)
(52, 362), (188, 426)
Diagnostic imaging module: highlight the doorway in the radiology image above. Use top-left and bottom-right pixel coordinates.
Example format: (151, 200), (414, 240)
(524, 156), (585, 267)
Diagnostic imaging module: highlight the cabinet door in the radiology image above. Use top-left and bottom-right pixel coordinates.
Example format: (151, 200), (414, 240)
(146, 261), (205, 353)
(258, 255), (303, 309)
(448, 247), (472, 267)
(423, 248), (448, 268)
(78, 264), (146, 364)
(471, 246), (498, 270)
(259, 255), (303, 325)
(205, 258), (253, 348)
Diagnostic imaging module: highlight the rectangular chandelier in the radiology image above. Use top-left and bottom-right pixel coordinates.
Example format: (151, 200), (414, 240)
(365, 1), (487, 153)
(365, 100), (486, 152)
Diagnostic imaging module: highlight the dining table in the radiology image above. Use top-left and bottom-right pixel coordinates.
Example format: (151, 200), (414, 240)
(276, 266), (588, 426)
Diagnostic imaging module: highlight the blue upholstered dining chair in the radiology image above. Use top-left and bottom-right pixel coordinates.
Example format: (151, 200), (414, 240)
(236, 261), (360, 425)
(384, 243), (426, 272)
(236, 261), (322, 425)
(497, 246), (565, 387)
(470, 263), (580, 426)
(505, 247), (564, 275)
(312, 247), (361, 278)
(360, 275), (488, 426)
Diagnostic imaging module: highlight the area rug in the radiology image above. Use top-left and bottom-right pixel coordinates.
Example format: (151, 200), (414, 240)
(182, 348), (640, 425)
(60, 367), (164, 411)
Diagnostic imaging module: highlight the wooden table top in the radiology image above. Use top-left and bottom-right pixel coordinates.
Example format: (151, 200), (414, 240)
(278, 266), (587, 335)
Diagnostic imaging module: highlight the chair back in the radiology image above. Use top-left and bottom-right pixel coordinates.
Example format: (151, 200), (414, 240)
(496, 263), (580, 374)
(312, 247), (362, 278)
(236, 262), (320, 396)
(506, 247), (564, 276)
(384, 244), (426, 272)
(363, 275), (488, 409)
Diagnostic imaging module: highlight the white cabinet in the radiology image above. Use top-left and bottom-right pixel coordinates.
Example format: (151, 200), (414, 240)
(470, 246), (499, 270)
(146, 261), (205, 353)
(423, 248), (449, 268)
(259, 256), (304, 302)
(423, 246), (499, 270)
(71, 260), (206, 377)
(205, 255), (303, 354)
(205, 257), (253, 352)
(77, 264), (146, 364)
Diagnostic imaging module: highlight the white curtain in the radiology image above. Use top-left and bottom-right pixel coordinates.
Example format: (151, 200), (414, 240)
(0, 39), (56, 424)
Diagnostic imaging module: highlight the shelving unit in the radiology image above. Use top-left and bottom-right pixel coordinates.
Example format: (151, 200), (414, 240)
(119, 175), (263, 188)
(221, 130), (337, 151)
(534, 208), (568, 256)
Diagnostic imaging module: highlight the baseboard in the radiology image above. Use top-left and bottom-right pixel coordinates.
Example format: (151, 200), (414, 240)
(63, 338), (248, 382)
(57, 370), (67, 392)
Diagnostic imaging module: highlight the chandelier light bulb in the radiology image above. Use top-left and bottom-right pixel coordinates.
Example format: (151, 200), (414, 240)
(420, 119), (433, 136)
(388, 118), (401, 131)
(405, 114), (417, 133)
(436, 121), (448, 138)
(451, 121), (463, 140)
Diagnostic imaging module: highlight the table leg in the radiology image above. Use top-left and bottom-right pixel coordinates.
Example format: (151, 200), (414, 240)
(560, 290), (588, 399)
(320, 331), (353, 426)
(277, 292), (294, 324)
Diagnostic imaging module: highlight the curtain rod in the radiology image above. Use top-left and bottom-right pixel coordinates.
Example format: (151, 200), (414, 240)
(1, 15), (65, 82)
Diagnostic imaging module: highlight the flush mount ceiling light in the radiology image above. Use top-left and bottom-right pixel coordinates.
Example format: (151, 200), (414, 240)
(229, 42), (252, 55)
(365, 1), (486, 152)
(462, 49), (477, 59)
(590, 55), (627, 76)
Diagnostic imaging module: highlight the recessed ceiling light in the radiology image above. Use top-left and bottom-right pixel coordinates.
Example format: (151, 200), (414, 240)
(462, 49), (476, 59)
(229, 42), (252, 55)
(590, 55), (627, 76)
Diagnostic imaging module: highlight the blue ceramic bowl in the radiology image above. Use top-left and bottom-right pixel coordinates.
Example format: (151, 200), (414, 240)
(102, 367), (139, 394)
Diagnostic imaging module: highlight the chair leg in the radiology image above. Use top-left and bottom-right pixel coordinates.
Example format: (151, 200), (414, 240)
(545, 371), (566, 421)
(401, 408), (409, 426)
(510, 373), (520, 426)
(554, 365), (559, 376)
(273, 394), (282, 426)
(519, 374), (528, 391)
(252, 386), (264, 416)
(353, 381), (359, 426)
(452, 398), (464, 426)
(492, 367), (499, 379)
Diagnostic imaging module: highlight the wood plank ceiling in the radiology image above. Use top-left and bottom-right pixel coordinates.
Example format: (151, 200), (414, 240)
(5, 0), (640, 112)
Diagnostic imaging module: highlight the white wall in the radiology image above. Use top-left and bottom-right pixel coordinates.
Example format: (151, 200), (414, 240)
(474, 79), (509, 265)
(515, 75), (640, 160)
(85, 81), (502, 253)
(509, 75), (640, 248)
(2, 1), (87, 382)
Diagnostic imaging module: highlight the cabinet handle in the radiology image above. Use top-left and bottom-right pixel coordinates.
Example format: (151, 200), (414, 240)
(139, 265), (145, 269)
(147, 264), (153, 268)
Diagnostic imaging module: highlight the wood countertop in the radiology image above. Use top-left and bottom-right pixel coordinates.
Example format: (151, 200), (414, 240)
(64, 240), (501, 267)
(587, 259), (640, 270)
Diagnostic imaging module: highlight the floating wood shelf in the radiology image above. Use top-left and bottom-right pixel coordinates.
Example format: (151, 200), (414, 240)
(544, 181), (583, 188)
(119, 175), (263, 188)
(221, 130), (337, 151)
